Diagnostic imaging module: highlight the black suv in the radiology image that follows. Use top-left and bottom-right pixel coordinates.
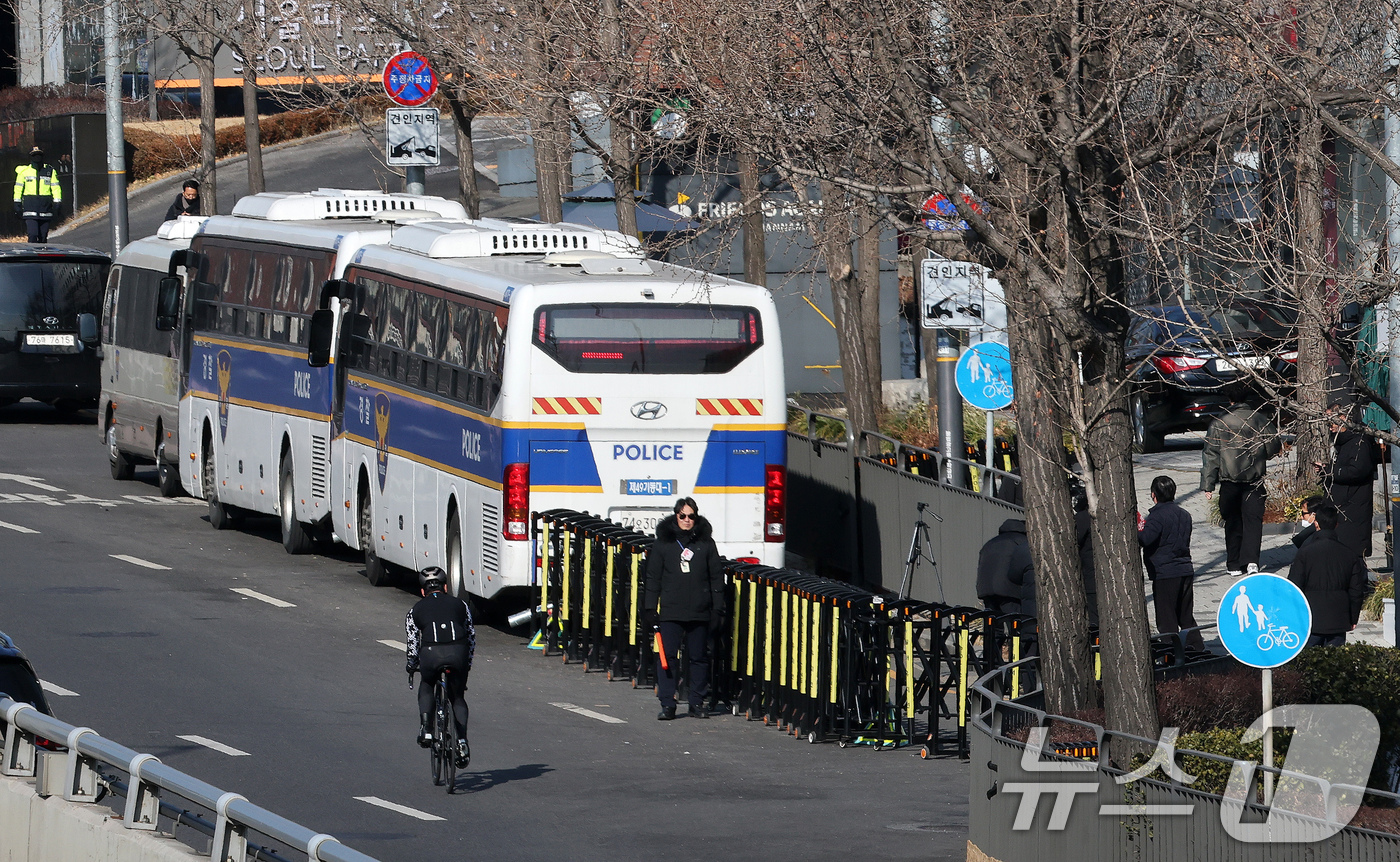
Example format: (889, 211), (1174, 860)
(1126, 302), (1297, 453)
(0, 630), (53, 714)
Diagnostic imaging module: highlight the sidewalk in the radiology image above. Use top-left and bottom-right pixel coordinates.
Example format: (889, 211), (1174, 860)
(1133, 432), (1391, 650)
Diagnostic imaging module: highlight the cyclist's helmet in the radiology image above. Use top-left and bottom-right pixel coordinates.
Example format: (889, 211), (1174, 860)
(419, 567), (448, 592)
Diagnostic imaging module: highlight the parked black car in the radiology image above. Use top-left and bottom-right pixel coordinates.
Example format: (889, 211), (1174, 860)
(1126, 302), (1296, 453)
(0, 630), (53, 714)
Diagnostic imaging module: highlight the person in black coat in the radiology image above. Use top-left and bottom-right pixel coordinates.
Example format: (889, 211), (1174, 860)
(1317, 409), (1382, 560)
(1072, 483), (1099, 628)
(1291, 494), (1325, 549)
(643, 497), (724, 720)
(165, 179), (201, 221)
(1139, 476), (1204, 650)
(976, 518), (1035, 617)
(1288, 502), (1368, 647)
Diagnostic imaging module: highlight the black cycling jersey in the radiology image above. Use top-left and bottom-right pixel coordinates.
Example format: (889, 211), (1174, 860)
(405, 592), (475, 671)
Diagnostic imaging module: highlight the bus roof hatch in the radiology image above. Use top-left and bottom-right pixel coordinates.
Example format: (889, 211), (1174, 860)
(388, 218), (644, 260)
(230, 189), (468, 221)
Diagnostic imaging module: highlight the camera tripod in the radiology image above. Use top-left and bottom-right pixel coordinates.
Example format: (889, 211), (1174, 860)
(898, 502), (945, 602)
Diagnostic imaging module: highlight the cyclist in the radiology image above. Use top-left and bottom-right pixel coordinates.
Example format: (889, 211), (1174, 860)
(405, 567), (474, 768)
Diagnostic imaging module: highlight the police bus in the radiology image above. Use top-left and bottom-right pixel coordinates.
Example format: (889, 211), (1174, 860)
(170, 190), (467, 552)
(170, 191), (786, 602)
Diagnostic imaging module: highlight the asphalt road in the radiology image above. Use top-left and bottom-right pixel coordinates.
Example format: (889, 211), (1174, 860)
(0, 402), (968, 861)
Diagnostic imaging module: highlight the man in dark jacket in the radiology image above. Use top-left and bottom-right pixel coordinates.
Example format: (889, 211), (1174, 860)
(165, 179), (201, 221)
(976, 519), (1035, 617)
(1317, 408), (1382, 560)
(1072, 483), (1098, 628)
(1139, 476), (1204, 650)
(1288, 502), (1368, 647)
(1200, 402), (1283, 576)
(643, 497), (724, 720)
(1291, 494), (1325, 549)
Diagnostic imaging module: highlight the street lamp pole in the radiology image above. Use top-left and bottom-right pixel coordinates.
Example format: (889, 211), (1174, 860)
(104, 0), (129, 253)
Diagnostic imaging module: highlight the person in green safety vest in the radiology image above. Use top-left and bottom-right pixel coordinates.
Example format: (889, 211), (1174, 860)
(12, 146), (62, 243)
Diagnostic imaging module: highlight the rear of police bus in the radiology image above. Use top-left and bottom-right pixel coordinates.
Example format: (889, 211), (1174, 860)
(500, 273), (786, 570)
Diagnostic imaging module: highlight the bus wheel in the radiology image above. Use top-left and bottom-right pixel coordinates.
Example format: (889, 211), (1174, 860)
(279, 458), (314, 554)
(203, 445), (239, 530)
(359, 491), (391, 586)
(446, 512), (464, 597)
(156, 442), (182, 497)
(109, 425), (135, 481)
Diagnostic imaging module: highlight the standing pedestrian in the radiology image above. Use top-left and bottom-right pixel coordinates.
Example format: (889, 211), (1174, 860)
(976, 518), (1035, 617)
(1291, 494), (1325, 549)
(1139, 475), (1205, 651)
(165, 179), (202, 221)
(1287, 502), (1367, 647)
(1072, 482), (1098, 628)
(643, 497), (724, 720)
(1317, 406), (1382, 560)
(12, 146), (61, 243)
(1200, 401), (1283, 576)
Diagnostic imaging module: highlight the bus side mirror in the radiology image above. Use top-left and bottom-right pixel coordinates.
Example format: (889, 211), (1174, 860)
(155, 276), (181, 332)
(77, 312), (98, 342)
(319, 278), (351, 310)
(308, 308), (335, 367)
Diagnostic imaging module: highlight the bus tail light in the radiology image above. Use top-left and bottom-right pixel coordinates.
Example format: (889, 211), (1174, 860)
(504, 462), (529, 540)
(764, 464), (786, 542)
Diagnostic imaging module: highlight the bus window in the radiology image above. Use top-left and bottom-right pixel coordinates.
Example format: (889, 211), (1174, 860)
(533, 303), (762, 374)
(380, 285), (409, 349)
(412, 293), (440, 359)
(101, 267), (117, 344)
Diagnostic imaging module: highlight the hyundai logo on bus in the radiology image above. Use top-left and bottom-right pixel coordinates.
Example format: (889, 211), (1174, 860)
(631, 400), (667, 420)
(613, 444), (683, 460)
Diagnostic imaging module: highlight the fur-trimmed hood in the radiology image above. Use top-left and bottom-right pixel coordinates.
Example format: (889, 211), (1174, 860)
(655, 513), (714, 543)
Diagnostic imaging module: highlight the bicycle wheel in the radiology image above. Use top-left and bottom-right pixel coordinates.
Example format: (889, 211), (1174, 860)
(1281, 631), (1300, 649)
(431, 683), (448, 786)
(1256, 632), (1273, 651)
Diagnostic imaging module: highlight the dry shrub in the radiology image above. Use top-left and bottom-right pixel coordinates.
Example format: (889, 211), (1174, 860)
(1155, 666), (1305, 734)
(125, 106), (349, 181)
(0, 85), (105, 122)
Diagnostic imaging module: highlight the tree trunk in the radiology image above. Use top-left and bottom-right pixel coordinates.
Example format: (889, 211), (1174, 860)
(534, 101), (567, 223)
(445, 86), (480, 219)
(242, 60), (264, 196)
(817, 184), (881, 441)
(1005, 276), (1095, 714)
(1293, 111), (1331, 478)
(197, 43), (216, 215)
(610, 106), (638, 238)
(738, 146), (766, 286)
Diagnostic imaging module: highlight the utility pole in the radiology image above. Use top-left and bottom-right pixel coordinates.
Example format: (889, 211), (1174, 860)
(405, 166), (425, 196)
(104, 0), (129, 253)
(1385, 40), (1400, 645)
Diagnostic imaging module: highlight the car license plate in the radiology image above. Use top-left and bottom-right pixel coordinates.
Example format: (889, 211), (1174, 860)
(608, 508), (671, 533)
(621, 479), (676, 496)
(1212, 356), (1267, 372)
(25, 333), (74, 347)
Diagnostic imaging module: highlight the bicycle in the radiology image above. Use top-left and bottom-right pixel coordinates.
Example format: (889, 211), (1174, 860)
(413, 667), (465, 793)
(1256, 624), (1300, 651)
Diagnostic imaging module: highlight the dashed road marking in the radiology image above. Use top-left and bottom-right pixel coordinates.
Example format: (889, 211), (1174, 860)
(378, 639), (407, 650)
(550, 702), (627, 724)
(177, 735), (250, 757)
(231, 588), (296, 608)
(39, 680), (78, 697)
(353, 796), (445, 821)
(0, 519), (38, 534)
(110, 554), (171, 570)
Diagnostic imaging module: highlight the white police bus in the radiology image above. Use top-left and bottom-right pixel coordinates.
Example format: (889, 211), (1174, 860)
(310, 217), (787, 600)
(172, 190), (467, 552)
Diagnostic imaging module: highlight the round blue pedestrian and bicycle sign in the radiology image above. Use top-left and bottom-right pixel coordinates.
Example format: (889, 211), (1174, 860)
(382, 51), (438, 107)
(955, 342), (1014, 410)
(1216, 573), (1311, 668)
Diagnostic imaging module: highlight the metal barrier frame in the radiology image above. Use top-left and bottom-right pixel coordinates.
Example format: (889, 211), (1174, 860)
(0, 697), (378, 862)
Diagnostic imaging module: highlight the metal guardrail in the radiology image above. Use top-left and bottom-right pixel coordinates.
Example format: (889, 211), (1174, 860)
(0, 697), (379, 862)
(968, 658), (1400, 859)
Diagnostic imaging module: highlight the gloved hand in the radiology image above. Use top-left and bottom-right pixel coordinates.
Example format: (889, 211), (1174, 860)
(643, 609), (659, 630)
(405, 660), (418, 676)
(12, 202), (20, 215)
(709, 610), (723, 632)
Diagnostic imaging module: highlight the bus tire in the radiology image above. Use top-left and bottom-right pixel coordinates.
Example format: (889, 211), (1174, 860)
(156, 441), (182, 497)
(359, 490), (392, 587)
(446, 511), (464, 597)
(203, 442), (239, 530)
(109, 425), (135, 481)
(279, 458), (313, 555)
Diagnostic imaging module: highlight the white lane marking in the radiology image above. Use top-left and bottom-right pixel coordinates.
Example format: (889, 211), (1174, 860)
(177, 735), (250, 757)
(353, 796), (445, 822)
(110, 554), (171, 570)
(39, 680), (78, 697)
(230, 588), (296, 608)
(379, 639), (407, 650)
(122, 494), (204, 506)
(0, 473), (65, 492)
(550, 702), (627, 724)
(0, 519), (38, 534)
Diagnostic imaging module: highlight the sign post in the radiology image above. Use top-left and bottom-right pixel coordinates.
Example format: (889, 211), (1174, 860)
(1216, 573), (1311, 804)
(382, 51), (440, 195)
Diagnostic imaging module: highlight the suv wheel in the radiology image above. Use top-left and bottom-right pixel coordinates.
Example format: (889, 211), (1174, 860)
(1131, 394), (1164, 454)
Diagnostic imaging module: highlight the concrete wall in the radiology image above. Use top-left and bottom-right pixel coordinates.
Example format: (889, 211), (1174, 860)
(0, 772), (201, 862)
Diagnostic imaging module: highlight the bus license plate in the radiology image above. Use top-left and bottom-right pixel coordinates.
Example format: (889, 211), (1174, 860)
(621, 479), (676, 496)
(609, 509), (671, 533)
(25, 333), (74, 347)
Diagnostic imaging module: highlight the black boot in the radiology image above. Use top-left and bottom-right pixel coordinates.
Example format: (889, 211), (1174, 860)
(657, 705), (677, 721)
(690, 702), (709, 719)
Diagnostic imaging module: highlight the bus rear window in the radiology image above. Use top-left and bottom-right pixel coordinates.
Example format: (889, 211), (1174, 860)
(533, 303), (762, 374)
